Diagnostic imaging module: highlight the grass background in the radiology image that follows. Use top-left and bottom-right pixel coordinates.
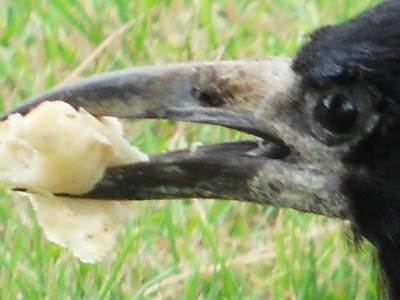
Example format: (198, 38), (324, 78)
(0, 0), (386, 299)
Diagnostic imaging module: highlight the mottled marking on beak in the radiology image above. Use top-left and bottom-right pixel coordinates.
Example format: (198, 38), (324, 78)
(250, 163), (349, 218)
(191, 57), (297, 113)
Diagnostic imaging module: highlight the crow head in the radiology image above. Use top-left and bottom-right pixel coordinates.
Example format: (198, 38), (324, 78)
(3, 0), (400, 298)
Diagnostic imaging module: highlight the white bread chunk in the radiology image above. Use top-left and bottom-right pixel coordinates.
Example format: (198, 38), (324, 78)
(0, 101), (148, 262)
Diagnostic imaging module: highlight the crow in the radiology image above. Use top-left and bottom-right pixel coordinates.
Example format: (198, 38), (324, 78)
(3, 0), (400, 298)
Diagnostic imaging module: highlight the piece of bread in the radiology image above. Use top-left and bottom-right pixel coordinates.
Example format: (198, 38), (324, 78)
(0, 101), (148, 262)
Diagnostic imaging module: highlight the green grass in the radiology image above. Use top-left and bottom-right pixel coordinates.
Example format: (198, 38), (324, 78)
(0, 0), (385, 299)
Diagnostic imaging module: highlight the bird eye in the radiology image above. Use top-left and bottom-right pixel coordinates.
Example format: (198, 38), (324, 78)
(315, 94), (358, 134)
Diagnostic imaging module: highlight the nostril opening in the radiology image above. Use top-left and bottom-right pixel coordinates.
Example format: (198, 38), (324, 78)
(191, 88), (224, 107)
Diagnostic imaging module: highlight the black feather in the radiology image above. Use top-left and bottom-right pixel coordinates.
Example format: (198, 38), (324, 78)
(293, 0), (400, 101)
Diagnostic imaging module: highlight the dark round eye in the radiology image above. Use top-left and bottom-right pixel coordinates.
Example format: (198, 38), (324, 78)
(315, 94), (358, 134)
